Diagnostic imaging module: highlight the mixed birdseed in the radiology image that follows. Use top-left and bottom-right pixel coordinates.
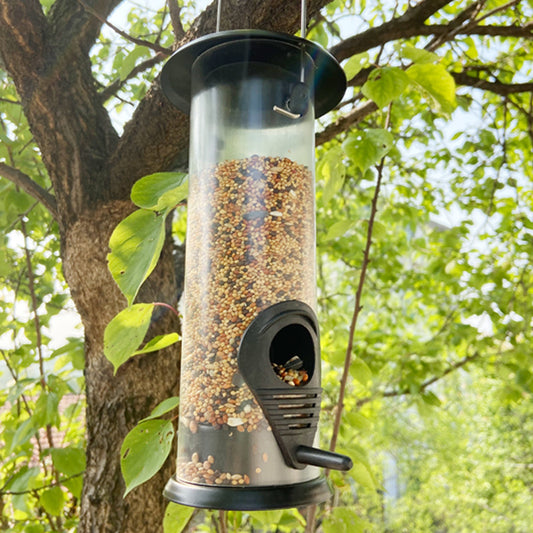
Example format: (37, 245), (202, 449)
(180, 452), (251, 486)
(177, 155), (316, 484)
(272, 358), (309, 387)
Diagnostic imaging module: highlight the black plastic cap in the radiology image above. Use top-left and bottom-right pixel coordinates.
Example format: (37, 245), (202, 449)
(160, 30), (346, 117)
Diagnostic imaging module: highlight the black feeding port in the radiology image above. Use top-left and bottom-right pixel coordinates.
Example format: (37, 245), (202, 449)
(238, 301), (352, 474)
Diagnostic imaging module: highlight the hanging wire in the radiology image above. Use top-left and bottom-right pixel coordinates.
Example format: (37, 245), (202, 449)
(301, 0), (307, 38)
(216, 0), (222, 32)
(300, 0), (307, 83)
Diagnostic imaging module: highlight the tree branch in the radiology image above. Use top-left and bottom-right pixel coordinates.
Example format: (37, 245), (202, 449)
(77, 0), (171, 55)
(328, 105), (392, 457)
(0, 163), (58, 219)
(0, 0), (120, 223)
(421, 22), (533, 39)
(167, 0), (186, 40)
(316, 100), (378, 146)
(453, 71), (533, 95)
(0, 472), (84, 496)
(48, 0), (123, 55)
(356, 351), (481, 408)
(330, 0), (532, 61)
(330, 0), (455, 61)
(99, 52), (167, 102)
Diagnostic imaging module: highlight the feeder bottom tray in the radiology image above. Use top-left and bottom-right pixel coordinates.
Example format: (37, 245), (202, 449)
(163, 475), (331, 510)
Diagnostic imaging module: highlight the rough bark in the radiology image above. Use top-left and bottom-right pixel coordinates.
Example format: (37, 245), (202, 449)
(0, 1), (329, 531)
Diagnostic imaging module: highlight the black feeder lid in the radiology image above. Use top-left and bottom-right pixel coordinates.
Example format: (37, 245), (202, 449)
(160, 30), (346, 117)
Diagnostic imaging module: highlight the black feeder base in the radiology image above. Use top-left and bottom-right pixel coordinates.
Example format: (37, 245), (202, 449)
(163, 476), (331, 510)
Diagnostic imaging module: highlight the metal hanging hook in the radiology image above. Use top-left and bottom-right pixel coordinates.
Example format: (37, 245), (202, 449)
(301, 0), (307, 39)
(272, 0), (310, 119)
(216, 0), (222, 32)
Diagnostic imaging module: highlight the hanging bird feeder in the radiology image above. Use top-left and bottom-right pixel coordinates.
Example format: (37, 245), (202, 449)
(160, 7), (351, 511)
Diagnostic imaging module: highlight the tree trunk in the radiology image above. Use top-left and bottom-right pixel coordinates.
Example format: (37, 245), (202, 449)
(0, 0), (329, 530)
(62, 204), (182, 532)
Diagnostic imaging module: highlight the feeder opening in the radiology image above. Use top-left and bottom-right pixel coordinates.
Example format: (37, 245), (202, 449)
(270, 323), (315, 386)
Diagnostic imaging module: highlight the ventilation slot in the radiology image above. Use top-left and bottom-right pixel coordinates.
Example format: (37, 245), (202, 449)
(257, 387), (321, 435)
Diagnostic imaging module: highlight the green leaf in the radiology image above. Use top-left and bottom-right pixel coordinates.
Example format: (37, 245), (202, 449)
(351, 357), (373, 385)
(319, 145), (346, 204)
(406, 63), (456, 115)
(121, 419), (175, 496)
(343, 52), (369, 79)
(322, 514), (347, 533)
(343, 411), (372, 431)
(0, 248), (10, 276)
(24, 525), (45, 533)
(397, 43), (439, 64)
(51, 447), (86, 477)
(9, 417), (37, 453)
(141, 396), (180, 422)
(51, 447), (85, 498)
(5, 466), (40, 492)
(131, 172), (188, 211)
(33, 391), (60, 428)
(349, 461), (376, 490)
(133, 333), (180, 356)
(104, 303), (154, 373)
(362, 67), (410, 109)
(163, 503), (195, 533)
(324, 219), (355, 241)
(421, 390), (442, 407)
(249, 510), (284, 527)
(343, 128), (394, 173)
(108, 208), (169, 305)
(118, 47), (150, 81)
(323, 508), (367, 533)
(40, 486), (65, 516)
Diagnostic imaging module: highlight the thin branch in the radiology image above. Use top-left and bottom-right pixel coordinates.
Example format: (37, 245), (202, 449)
(100, 52), (167, 102)
(424, 1), (484, 51)
(218, 511), (228, 533)
(330, 0), (455, 61)
(474, 0), (521, 25)
(356, 351), (481, 408)
(167, 0), (186, 40)
(20, 218), (58, 456)
(0, 163), (58, 220)
(305, 105), (392, 533)
(153, 301), (181, 319)
(78, 0), (171, 56)
(453, 71), (533, 95)
(328, 135), (388, 455)
(21, 218), (46, 392)
(506, 94), (533, 145)
(305, 504), (318, 533)
(330, 0), (532, 62)
(0, 349), (48, 476)
(316, 100), (378, 146)
(422, 23), (533, 39)
(0, 472), (84, 496)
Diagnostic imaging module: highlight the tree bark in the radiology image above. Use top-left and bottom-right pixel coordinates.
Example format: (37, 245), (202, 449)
(0, 1), (329, 531)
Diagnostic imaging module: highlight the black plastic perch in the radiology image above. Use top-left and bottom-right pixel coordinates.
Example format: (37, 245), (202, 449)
(160, 29), (350, 510)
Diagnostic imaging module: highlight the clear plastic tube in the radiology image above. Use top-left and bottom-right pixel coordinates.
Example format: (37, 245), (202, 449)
(177, 41), (319, 488)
